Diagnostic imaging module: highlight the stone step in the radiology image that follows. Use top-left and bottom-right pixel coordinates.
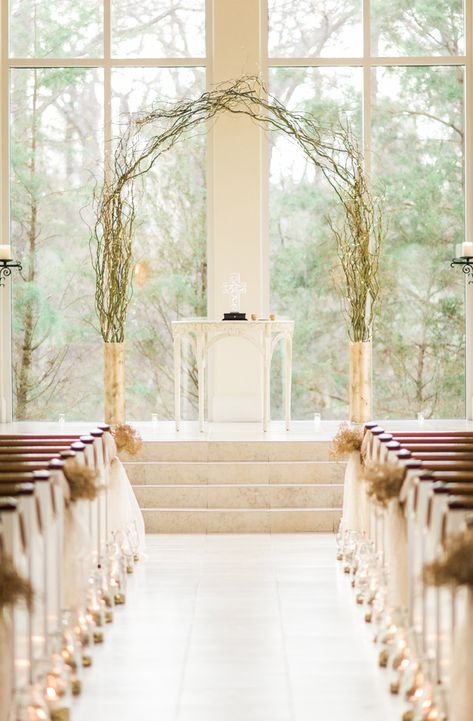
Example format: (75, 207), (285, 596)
(142, 508), (341, 533)
(133, 483), (342, 509)
(120, 440), (333, 462)
(125, 460), (345, 486)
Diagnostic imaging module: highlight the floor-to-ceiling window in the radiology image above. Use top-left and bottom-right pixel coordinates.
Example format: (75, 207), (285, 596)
(268, 0), (466, 419)
(3, 0), (468, 421)
(8, 0), (206, 421)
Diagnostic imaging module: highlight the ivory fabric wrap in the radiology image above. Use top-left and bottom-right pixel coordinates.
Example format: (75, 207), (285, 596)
(109, 457), (146, 555)
(0, 615), (13, 721)
(385, 500), (408, 609)
(63, 502), (92, 611)
(342, 451), (369, 534)
(449, 588), (473, 721)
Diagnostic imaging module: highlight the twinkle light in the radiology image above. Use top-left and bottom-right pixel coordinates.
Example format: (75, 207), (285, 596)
(134, 261), (149, 285)
(46, 686), (58, 701)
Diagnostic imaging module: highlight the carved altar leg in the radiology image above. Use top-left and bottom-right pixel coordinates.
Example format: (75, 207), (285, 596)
(174, 334), (181, 431)
(197, 332), (205, 433)
(284, 335), (292, 431)
(263, 326), (271, 433)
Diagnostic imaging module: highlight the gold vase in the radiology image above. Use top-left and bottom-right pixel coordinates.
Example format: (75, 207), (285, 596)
(349, 340), (372, 423)
(104, 342), (125, 424)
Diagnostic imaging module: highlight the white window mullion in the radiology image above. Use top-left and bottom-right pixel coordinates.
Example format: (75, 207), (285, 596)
(1, 1), (9, 249)
(362, 0), (371, 182)
(464, 0), (473, 419)
(260, 0), (269, 317)
(0, 0), (12, 422)
(268, 56), (466, 68)
(104, 0), (112, 179)
(7, 58), (205, 68)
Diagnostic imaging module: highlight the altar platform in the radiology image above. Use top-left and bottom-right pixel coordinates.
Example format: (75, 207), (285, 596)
(2, 418), (473, 441)
(2, 419), (473, 533)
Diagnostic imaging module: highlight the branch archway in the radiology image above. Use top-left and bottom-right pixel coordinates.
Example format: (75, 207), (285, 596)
(92, 75), (383, 344)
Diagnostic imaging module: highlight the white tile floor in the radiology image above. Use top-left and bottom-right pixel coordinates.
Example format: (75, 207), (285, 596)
(73, 534), (405, 721)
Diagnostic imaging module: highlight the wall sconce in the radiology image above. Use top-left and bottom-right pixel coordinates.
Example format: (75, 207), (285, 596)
(451, 242), (473, 283)
(0, 245), (22, 287)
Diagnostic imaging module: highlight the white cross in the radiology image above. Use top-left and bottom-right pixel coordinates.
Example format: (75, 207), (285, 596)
(223, 272), (247, 312)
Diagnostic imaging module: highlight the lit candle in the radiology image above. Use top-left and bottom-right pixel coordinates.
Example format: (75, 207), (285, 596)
(462, 241), (473, 257)
(0, 244), (12, 260)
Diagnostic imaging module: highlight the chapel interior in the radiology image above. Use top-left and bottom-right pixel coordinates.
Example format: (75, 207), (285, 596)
(1, 1), (473, 721)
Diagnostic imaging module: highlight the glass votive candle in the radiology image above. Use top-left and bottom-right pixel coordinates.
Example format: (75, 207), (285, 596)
(58, 414), (65, 425)
(151, 413), (158, 427)
(416, 412), (424, 425)
(313, 412), (321, 429)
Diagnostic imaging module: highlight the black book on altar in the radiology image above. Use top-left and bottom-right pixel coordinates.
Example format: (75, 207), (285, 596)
(223, 312), (247, 321)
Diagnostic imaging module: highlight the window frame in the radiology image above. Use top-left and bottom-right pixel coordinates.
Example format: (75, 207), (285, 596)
(264, 0), (473, 420)
(0, 0), (209, 422)
(1, 0), (472, 421)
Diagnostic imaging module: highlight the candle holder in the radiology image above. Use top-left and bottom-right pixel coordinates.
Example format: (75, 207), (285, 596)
(451, 256), (473, 282)
(0, 258), (22, 287)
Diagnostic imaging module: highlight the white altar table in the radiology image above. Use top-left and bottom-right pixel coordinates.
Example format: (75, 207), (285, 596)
(172, 319), (294, 432)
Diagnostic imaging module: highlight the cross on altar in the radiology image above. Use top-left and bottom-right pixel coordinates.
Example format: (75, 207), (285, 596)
(223, 273), (247, 312)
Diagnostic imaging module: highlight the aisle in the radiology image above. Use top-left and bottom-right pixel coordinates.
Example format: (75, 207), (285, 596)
(73, 535), (403, 721)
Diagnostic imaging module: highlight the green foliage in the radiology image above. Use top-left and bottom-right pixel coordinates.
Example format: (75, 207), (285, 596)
(9, 0), (467, 421)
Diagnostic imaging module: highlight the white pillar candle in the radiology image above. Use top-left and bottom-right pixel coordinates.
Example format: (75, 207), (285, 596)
(0, 244), (12, 260)
(462, 241), (473, 257)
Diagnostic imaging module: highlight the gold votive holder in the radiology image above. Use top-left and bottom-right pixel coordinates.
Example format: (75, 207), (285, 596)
(103, 593), (114, 609)
(82, 654), (92, 668)
(88, 609), (103, 628)
(50, 708), (70, 721)
(378, 649), (389, 667)
(356, 593), (364, 604)
(336, 551), (343, 561)
(114, 592), (126, 605)
(364, 611), (372, 623)
(105, 610), (114, 624)
(93, 630), (104, 644)
(389, 680), (400, 695)
(71, 679), (82, 697)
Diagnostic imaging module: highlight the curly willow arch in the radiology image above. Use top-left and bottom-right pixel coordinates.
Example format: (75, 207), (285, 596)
(91, 76), (383, 344)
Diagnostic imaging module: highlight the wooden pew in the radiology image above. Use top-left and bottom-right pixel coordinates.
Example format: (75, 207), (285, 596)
(375, 430), (473, 696)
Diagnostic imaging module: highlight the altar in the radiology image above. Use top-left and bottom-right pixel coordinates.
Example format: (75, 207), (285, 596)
(172, 319), (294, 432)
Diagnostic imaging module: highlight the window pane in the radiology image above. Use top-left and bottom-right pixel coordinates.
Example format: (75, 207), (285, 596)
(269, 67), (362, 419)
(372, 66), (465, 418)
(112, 68), (206, 420)
(11, 68), (103, 420)
(10, 0), (102, 58)
(371, 0), (464, 56)
(268, 0), (362, 58)
(112, 0), (205, 58)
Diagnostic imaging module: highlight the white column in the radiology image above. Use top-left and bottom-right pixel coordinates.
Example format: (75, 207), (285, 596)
(466, 0), (473, 420)
(0, 1), (12, 423)
(207, 0), (269, 422)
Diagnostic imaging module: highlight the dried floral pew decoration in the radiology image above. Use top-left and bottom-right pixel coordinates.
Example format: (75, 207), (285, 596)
(112, 423), (143, 456)
(63, 459), (99, 502)
(364, 462), (405, 507)
(330, 422), (363, 460)
(0, 554), (34, 610)
(424, 528), (473, 589)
